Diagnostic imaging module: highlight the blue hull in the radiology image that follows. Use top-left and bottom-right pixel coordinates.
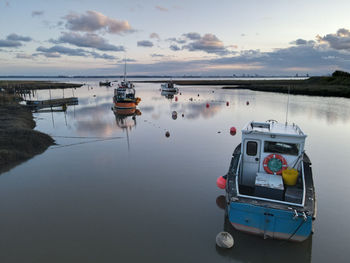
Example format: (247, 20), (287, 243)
(228, 202), (312, 242)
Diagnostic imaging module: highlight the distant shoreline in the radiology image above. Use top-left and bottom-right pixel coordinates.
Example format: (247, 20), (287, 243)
(135, 78), (350, 98)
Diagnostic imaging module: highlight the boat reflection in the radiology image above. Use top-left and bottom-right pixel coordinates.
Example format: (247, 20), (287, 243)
(215, 195), (312, 263)
(112, 107), (142, 151)
(161, 90), (178, 100)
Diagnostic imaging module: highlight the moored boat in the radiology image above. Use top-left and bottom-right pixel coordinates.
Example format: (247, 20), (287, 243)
(221, 120), (316, 242)
(113, 81), (141, 109)
(99, 80), (111, 86)
(161, 81), (179, 92)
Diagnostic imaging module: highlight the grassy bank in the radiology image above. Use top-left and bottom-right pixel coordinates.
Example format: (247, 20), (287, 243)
(0, 80), (83, 92)
(136, 76), (350, 98)
(0, 93), (54, 174)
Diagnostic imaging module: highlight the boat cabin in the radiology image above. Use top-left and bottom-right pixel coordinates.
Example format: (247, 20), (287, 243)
(114, 86), (135, 101)
(238, 121), (307, 205)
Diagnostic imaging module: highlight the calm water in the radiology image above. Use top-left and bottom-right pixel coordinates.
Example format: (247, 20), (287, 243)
(1, 80), (349, 262)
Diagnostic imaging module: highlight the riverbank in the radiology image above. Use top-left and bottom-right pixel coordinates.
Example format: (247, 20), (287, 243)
(0, 93), (55, 174)
(136, 76), (350, 98)
(0, 80), (83, 92)
(0, 80), (83, 174)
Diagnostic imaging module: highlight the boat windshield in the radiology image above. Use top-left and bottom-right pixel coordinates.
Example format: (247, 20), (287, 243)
(264, 141), (299, 156)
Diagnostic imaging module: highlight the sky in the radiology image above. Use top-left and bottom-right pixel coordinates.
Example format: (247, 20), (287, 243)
(1, 0), (350, 76)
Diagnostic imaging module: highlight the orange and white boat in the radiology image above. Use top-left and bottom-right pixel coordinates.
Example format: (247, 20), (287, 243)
(113, 80), (141, 109)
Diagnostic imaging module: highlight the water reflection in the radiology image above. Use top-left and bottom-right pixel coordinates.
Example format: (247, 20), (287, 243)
(215, 195), (312, 263)
(112, 107), (142, 151)
(161, 90), (178, 100)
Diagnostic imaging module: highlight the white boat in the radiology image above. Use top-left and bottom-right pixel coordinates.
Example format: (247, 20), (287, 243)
(161, 81), (179, 92)
(219, 120), (316, 242)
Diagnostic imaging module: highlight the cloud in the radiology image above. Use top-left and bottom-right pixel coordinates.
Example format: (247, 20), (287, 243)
(64, 10), (133, 34)
(183, 33), (230, 55)
(32, 10), (44, 17)
(16, 53), (34, 59)
(150, 32), (160, 39)
(169, 44), (180, 51)
(117, 58), (136, 63)
(137, 40), (153, 47)
(150, 53), (165, 57)
(167, 37), (186, 44)
(7, 33), (32, 42)
(182, 32), (201, 40)
(52, 32), (124, 51)
(0, 40), (22, 48)
(36, 45), (116, 59)
(317, 28), (350, 51)
(155, 6), (168, 12)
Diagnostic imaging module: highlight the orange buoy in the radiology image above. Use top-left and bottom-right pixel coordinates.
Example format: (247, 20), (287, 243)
(216, 175), (227, 189)
(226, 101), (229, 106)
(230, 127), (236, 135)
(206, 103), (210, 108)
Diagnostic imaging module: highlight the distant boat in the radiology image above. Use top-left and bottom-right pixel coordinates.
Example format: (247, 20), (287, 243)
(221, 120), (316, 242)
(99, 80), (111, 86)
(161, 81), (179, 92)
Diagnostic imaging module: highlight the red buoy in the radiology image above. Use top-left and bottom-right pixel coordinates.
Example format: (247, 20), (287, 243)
(175, 96), (178, 102)
(230, 127), (237, 136)
(216, 176), (227, 189)
(226, 101), (229, 106)
(206, 103), (210, 108)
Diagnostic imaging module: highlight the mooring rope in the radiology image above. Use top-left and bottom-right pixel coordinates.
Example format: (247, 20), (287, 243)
(50, 137), (123, 149)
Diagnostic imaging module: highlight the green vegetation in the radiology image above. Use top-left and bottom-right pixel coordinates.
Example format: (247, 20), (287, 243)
(0, 80), (82, 92)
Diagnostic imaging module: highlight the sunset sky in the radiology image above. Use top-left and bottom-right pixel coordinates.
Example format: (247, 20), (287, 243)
(1, 0), (350, 76)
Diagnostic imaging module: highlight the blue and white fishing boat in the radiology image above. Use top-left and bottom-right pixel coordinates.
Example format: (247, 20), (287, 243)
(221, 120), (316, 242)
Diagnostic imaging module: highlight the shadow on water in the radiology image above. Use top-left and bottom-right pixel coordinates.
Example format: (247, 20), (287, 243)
(215, 195), (312, 263)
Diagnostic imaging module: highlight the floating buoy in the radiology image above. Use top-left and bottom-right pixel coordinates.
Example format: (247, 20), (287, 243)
(230, 127), (236, 136)
(165, 131), (170, 137)
(226, 101), (229, 106)
(198, 94), (200, 97)
(189, 98), (193, 101)
(182, 113), (184, 117)
(172, 111), (177, 120)
(246, 101), (249, 105)
(206, 103), (210, 108)
(216, 232), (234, 249)
(175, 96), (178, 101)
(216, 175), (227, 189)
(216, 195), (226, 210)
(180, 92), (182, 95)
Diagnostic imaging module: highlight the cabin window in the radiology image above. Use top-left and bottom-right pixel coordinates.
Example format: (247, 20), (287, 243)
(246, 141), (258, 156)
(264, 141), (299, 156)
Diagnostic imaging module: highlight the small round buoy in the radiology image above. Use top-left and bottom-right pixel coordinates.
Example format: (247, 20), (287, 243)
(246, 101), (249, 105)
(180, 92), (182, 95)
(182, 113), (184, 117)
(230, 127), (236, 136)
(216, 195), (226, 210)
(216, 175), (226, 189)
(172, 111), (178, 120)
(165, 131), (170, 138)
(216, 232), (234, 248)
(198, 94), (200, 97)
(206, 103), (210, 108)
(226, 101), (229, 106)
(175, 96), (178, 102)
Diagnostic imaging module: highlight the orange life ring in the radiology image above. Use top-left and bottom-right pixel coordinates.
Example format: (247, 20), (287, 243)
(263, 154), (287, 175)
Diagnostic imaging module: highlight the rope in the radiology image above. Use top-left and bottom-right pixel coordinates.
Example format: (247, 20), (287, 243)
(50, 137), (123, 149)
(51, 135), (123, 139)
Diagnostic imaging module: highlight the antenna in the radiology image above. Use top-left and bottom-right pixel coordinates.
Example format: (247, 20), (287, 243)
(123, 54), (126, 82)
(285, 85), (290, 126)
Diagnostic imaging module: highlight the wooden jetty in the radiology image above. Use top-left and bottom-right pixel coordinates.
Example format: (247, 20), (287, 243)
(25, 97), (78, 110)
